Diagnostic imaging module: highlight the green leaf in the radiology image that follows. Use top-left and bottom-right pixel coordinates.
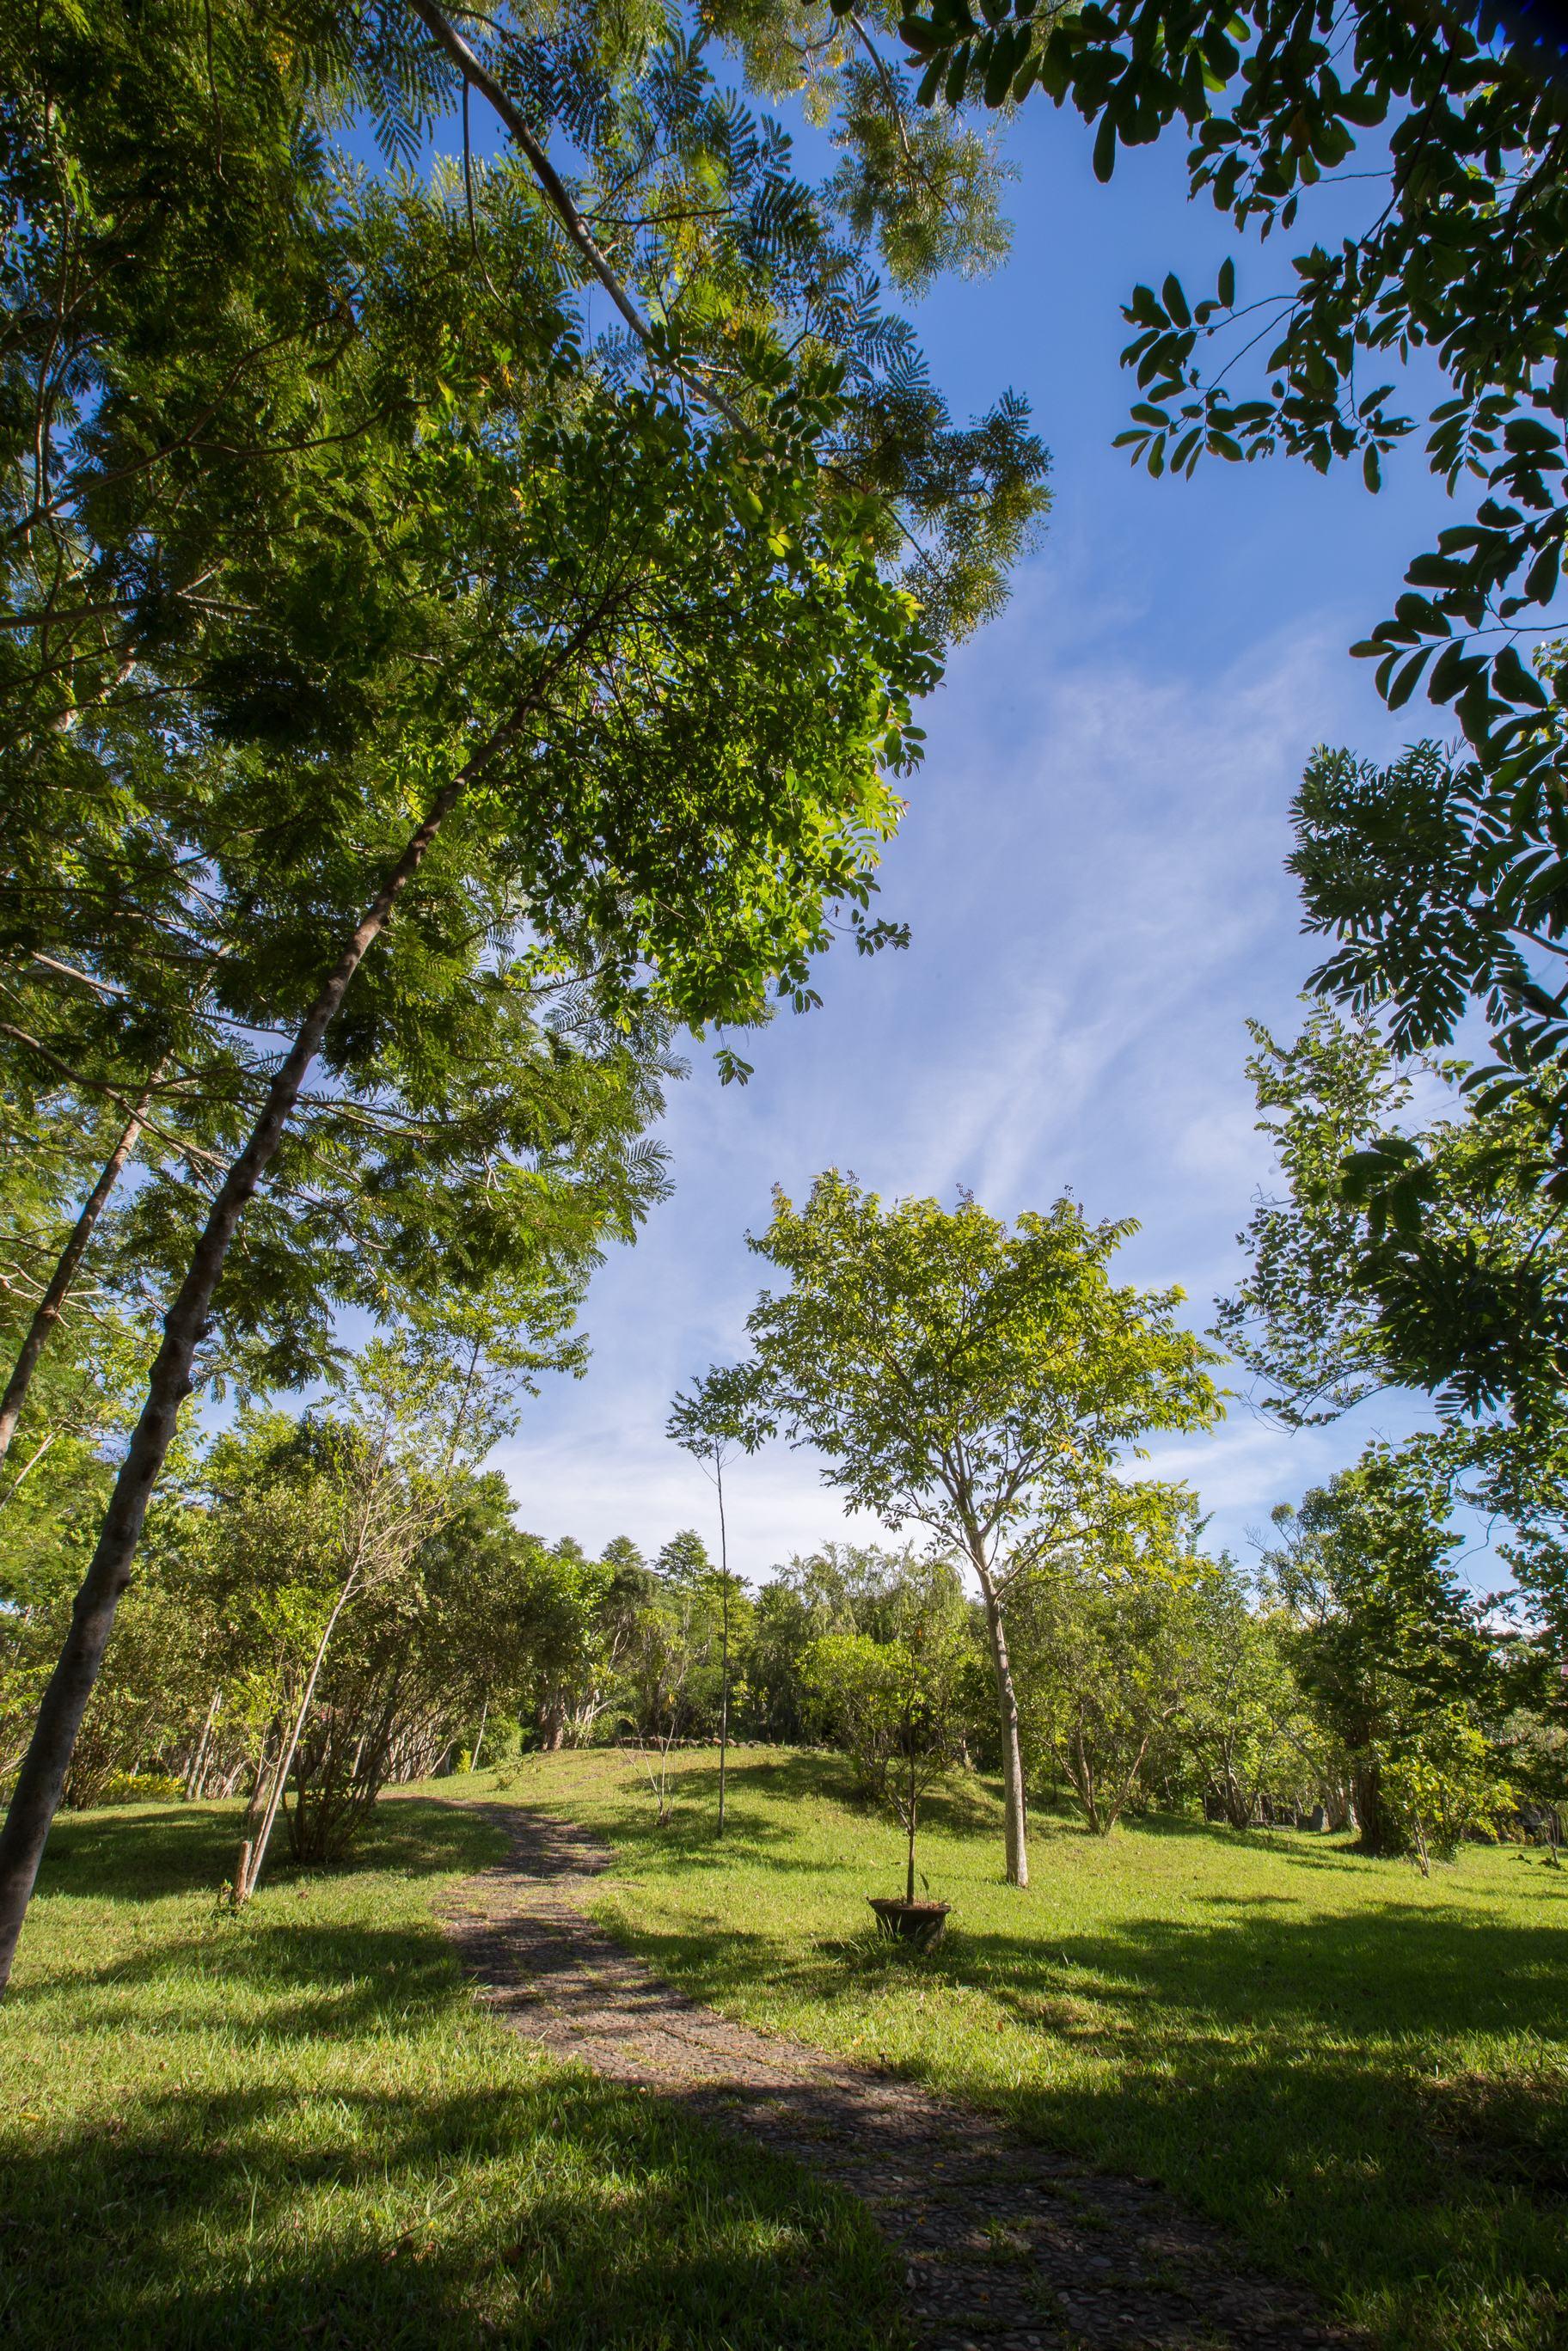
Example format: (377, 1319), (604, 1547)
(1161, 272), (1191, 328)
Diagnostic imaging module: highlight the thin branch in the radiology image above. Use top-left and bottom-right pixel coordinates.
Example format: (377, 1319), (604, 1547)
(406, 0), (744, 432)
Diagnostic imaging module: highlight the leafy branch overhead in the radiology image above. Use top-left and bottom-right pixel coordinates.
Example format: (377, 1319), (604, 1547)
(899, 0), (1568, 1125)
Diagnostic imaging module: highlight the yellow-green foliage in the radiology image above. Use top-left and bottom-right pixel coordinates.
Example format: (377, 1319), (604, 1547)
(0, 1798), (901, 2349)
(500, 1747), (1568, 2351)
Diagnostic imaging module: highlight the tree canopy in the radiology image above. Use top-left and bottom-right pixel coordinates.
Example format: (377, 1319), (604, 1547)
(743, 1171), (1221, 1882)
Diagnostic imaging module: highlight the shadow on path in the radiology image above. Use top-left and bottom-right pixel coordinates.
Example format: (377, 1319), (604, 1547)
(439, 1803), (1360, 2351)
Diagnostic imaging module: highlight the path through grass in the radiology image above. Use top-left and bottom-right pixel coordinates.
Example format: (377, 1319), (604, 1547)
(0, 1796), (903, 2349)
(481, 1746), (1568, 2351)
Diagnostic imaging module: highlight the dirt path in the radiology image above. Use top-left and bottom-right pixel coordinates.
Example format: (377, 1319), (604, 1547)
(438, 1803), (1357, 2351)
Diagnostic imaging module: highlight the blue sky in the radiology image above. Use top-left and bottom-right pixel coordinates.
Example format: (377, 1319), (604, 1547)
(478, 94), (1490, 1589)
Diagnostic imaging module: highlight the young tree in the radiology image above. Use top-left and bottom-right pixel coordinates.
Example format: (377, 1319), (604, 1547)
(744, 1173), (1222, 1884)
(667, 1362), (774, 1833)
(805, 1554), (973, 1904)
(748, 1542), (927, 1739)
(1260, 1443), (1504, 1858)
(621, 1551), (719, 1827)
(1009, 1488), (1212, 1837)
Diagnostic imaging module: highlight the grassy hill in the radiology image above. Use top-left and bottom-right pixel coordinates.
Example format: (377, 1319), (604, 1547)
(3, 1751), (1563, 2350)
(0, 1796), (900, 2349)
(498, 1746), (1568, 2351)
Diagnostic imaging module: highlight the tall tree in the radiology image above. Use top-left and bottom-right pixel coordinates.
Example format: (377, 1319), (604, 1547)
(1215, 1008), (1568, 1422)
(667, 1361), (773, 1832)
(0, 0), (1050, 1988)
(1259, 1442), (1503, 1856)
(743, 1172), (1221, 1883)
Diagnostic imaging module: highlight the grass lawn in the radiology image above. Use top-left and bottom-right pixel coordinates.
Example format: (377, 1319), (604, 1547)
(0, 1797), (904, 2349)
(476, 1745), (1568, 2351)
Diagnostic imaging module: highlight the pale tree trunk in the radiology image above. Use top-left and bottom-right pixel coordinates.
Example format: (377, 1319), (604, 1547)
(470, 1694), (489, 1772)
(976, 1563), (1028, 1888)
(236, 1568), (361, 1902)
(0, 1072), (162, 1470)
(904, 1705), (918, 1905)
(184, 1684), (223, 1800)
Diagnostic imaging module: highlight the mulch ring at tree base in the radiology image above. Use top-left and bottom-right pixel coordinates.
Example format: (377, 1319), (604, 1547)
(437, 1803), (1360, 2351)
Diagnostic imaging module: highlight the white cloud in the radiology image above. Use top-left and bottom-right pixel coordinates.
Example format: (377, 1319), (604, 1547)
(492, 559), (1438, 1583)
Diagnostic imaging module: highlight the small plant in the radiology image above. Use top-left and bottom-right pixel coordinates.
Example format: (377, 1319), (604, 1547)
(98, 1772), (185, 1806)
(805, 1556), (970, 1928)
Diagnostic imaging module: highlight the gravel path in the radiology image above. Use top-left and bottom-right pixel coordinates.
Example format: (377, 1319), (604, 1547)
(438, 1803), (1358, 2351)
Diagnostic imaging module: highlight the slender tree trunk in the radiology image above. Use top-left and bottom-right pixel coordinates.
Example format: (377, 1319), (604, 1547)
(0, 781), (470, 1990)
(238, 1570), (360, 1901)
(0, 597), (622, 1991)
(0, 1431), (57, 1511)
(471, 1694), (489, 1772)
(184, 1684), (223, 1800)
(0, 1074), (162, 1470)
(976, 1564), (1028, 1888)
(716, 1458), (729, 1836)
(905, 1712), (917, 1905)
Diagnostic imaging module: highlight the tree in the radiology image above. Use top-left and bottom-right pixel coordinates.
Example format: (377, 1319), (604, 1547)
(224, 1332), (516, 1898)
(1009, 1488), (1212, 1836)
(621, 1552), (720, 1826)
(804, 1553), (973, 1902)
(0, 0), (1057, 1986)
(902, 0), (1568, 957)
(898, 0), (1568, 1383)
(1216, 1008), (1568, 1421)
(667, 1362), (774, 1833)
(1180, 1561), (1312, 1831)
(1381, 1705), (1512, 1875)
(748, 1541), (928, 1739)
(1259, 1443), (1504, 1858)
(744, 1172), (1222, 1884)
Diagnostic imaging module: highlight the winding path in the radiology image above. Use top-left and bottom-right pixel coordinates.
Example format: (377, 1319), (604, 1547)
(438, 1803), (1357, 2351)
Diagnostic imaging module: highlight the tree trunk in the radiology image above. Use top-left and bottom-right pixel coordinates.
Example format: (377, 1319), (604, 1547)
(976, 1565), (1028, 1888)
(905, 1714), (917, 1905)
(238, 1570), (360, 1901)
(1351, 1754), (1400, 1857)
(0, 1074), (162, 1470)
(184, 1685), (223, 1800)
(0, 773), (473, 1992)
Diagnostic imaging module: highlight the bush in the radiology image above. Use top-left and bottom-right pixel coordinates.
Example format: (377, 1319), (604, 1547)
(95, 1772), (185, 1806)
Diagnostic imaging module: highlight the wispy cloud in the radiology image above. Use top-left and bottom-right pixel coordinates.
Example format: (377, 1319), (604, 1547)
(497, 559), (1430, 1583)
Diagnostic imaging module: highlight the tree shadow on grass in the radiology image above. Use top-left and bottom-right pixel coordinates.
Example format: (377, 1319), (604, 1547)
(0, 2068), (905, 2351)
(31, 1797), (500, 1907)
(596, 1871), (1568, 2348)
(9, 1913), (481, 2035)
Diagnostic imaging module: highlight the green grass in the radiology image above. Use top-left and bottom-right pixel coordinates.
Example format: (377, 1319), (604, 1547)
(0, 1796), (904, 2349)
(477, 1745), (1568, 2351)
